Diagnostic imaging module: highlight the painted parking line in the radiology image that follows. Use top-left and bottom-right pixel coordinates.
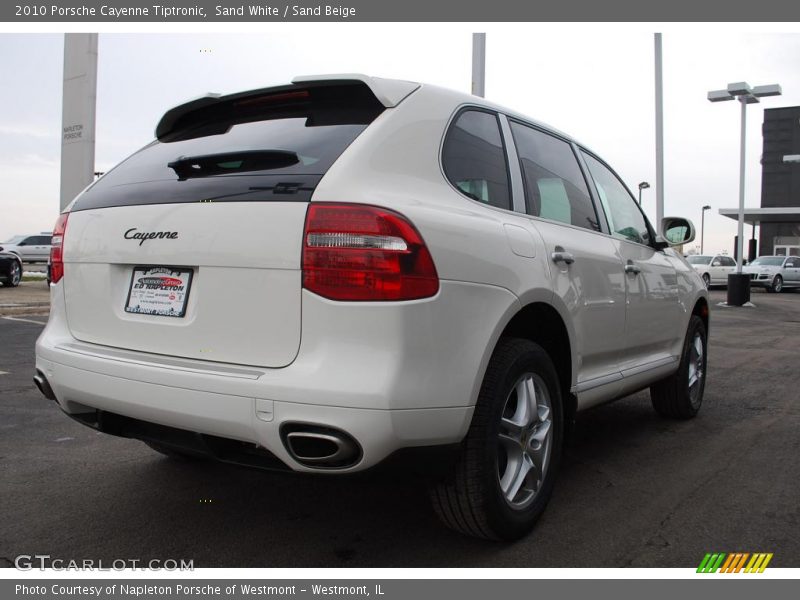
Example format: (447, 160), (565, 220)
(1, 316), (47, 326)
(0, 370), (8, 376)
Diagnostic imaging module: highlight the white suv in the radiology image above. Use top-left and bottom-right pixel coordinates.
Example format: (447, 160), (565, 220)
(35, 75), (709, 540)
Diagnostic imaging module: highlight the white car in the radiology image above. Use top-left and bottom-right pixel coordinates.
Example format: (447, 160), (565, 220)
(743, 255), (800, 293)
(0, 233), (52, 262)
(686, 254), (737, 287)
(35, 75), (709, 540)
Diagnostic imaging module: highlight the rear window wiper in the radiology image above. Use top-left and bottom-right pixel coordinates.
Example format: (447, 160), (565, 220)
(168, 150), (299, 180)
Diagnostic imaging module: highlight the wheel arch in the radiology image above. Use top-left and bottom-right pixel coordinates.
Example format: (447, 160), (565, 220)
(691, 295), (709, 335)
(493, 300), (577, 429)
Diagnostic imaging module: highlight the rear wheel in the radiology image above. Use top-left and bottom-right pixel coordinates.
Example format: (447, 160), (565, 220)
(430, 338), (563, 540)
(650, 315), (707, 419)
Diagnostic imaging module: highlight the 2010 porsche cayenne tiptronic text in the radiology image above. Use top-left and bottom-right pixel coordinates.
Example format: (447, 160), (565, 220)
(35, 75), (709, 540)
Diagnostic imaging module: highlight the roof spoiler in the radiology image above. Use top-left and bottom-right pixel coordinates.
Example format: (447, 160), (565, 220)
(155, 74), (419, 141)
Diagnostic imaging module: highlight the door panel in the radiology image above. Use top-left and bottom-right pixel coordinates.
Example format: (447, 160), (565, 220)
(613, 240), (681, 371)
(532, 220), (626, 387)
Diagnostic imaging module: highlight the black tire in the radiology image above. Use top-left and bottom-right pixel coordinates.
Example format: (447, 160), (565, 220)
(430, 337), (564, 541)
(702, 273), (710, 288)
(771, 275), (783, 293)
(650, 315), (707, 419)
(144, 441), (208, 461)
(1, 259), (22, 287)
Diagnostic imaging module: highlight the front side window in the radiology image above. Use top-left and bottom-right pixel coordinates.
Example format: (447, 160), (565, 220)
(582, 152), (650, 245)
(510, 122), (598, 231)
(719, 256), (736, 267)
(785, 257), (799, 268)
(442, 110), (511, 210)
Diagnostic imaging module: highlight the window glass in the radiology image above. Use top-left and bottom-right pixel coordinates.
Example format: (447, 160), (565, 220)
(510, 122), (598, 231)
(719, 256), (736, 267)
(582, 152), (650, 245)
(442, 110), (511, 210)
(785, 257), (799, 268)
(687, 256), (712, 265)
(750, 257), (784, 266)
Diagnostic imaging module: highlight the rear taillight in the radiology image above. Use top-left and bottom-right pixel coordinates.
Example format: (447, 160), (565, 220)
(49, 213), (69, 284)
(302, 203), (439, 301)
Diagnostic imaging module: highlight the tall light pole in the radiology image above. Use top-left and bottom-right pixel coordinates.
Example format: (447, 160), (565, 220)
(637, 181), (650, 205)
(708, 81), (782, 305)
(654, 34), (664, 228)
(471, 33), (486, 98)
(701, 205), (711, 254)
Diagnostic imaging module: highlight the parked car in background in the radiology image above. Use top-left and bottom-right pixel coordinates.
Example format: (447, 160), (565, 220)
(0, 251), (23, 287)
(0, 233), (52, 262)
(34, 75), (709, 541)
(744, 255), (800, 293)
(686, 254), (737, 287)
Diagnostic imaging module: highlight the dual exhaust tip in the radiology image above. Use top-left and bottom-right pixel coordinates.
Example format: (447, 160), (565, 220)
(281, 424), (361, 469)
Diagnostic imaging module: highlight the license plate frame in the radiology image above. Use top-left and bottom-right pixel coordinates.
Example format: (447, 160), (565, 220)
(124, 266), (194, 318)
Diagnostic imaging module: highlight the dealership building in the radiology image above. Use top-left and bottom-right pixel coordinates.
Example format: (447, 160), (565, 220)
(721, 105), (800, 258)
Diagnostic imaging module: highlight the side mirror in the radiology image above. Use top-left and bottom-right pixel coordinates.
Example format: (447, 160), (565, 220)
(660, 216), (696, 247)
(711, 260), (721, 267)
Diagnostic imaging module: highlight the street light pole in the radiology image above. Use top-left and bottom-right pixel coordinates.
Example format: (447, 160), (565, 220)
(637, 181), (650, 205)
(708, 81), (782, 305)
(701, 205), (711, 254)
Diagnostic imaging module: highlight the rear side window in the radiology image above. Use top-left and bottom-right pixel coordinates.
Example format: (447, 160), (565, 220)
(72, 84), (383, 211)
(509, 122), (599, 231)
(442, 110), (511, 211)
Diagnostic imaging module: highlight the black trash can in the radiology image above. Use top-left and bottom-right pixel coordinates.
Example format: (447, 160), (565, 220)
(727, 273), (751, 306)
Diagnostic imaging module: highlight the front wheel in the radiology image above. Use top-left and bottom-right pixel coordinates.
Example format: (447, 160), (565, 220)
(771, 275), (783, 293)
(650, 315), (708, 419)
(702, 273), (710, 288)
(430, 338), (563, 540)
(1, 259), (21, 287)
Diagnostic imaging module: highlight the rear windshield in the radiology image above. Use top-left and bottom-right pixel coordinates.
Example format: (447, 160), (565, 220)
(72, 84), (382, 211)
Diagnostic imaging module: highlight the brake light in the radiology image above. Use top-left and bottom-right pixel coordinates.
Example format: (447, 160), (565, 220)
(302, 204), (439, 301)
(49, 213), (69, 284)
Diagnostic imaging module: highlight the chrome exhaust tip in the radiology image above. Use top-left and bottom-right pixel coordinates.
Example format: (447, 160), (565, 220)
(281, 425), (361, 469)
(33, 371), (56, 401)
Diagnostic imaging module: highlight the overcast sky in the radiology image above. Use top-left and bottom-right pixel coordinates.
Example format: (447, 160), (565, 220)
(1, 28), (799, 253)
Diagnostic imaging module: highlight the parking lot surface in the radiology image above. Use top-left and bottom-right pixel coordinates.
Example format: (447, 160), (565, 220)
(1, 289), (798, 568)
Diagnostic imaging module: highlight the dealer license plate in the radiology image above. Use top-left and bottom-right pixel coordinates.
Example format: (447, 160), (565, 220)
(125, 266), (193, 318)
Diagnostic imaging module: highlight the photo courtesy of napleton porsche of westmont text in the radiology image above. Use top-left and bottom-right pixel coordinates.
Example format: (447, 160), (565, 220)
(16, 584), (381, 596)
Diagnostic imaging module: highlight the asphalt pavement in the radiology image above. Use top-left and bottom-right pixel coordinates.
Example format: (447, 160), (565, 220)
(1, 289), (798, 568)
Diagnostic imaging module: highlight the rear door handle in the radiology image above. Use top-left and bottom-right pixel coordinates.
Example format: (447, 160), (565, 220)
(551, 251), (575, 265)
(625, 261), (641, 275)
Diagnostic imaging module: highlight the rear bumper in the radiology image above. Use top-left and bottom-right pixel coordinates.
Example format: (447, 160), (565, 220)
(36, 280), (518, 473)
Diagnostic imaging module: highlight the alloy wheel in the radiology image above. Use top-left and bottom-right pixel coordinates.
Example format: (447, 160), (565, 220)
(497, 373), (553, 510)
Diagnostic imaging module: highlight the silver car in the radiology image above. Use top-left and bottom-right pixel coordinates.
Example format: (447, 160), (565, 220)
(743, 255), (800, 293)
(0, 233), (52, 263)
